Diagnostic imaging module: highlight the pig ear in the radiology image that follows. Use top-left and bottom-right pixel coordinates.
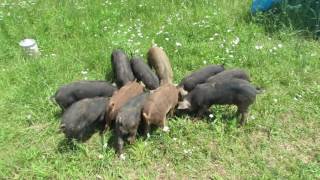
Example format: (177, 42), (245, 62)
(210, 83), (216, 88)
(139, 81), (146, 88)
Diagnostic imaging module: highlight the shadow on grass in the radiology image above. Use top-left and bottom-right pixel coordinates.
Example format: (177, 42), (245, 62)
(244, 1), (320, 39)
(175, 109), (239, 126)
(57, 139), (81, 153)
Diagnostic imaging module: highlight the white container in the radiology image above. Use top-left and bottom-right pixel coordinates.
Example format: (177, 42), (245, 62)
(19, 38), (41, 57)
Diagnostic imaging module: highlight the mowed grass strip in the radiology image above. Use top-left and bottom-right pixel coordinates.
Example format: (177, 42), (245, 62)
(0, 0), (320, 179)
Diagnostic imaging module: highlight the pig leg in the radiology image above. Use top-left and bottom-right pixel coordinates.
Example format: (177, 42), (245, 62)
(116, 135), (124, 156)
(168, 107), (175, 118)
(237, 105), (249, 126)
(160, 117), (170, 132)
(197, 106), (210, 117)
(127, 132), (136, 144)
(99, 131), (105, 152)
(142, 120), (151, 137)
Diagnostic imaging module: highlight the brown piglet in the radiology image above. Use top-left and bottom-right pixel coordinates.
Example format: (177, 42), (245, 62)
(147, 46), (173, 85)
(106, 81), (144, 129)
(142, 84), (179, 135)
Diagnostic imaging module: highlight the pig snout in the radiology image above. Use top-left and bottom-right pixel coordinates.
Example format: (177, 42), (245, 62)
(177, 99), (191, 110)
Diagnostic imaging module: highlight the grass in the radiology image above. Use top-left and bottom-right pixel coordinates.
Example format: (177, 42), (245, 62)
(0, 0), (320, 179)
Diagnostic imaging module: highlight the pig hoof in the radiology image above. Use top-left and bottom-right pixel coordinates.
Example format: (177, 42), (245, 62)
(119, 154), (126, 160)
(147, 133), (151, 138)
(163, 126), (170, 132)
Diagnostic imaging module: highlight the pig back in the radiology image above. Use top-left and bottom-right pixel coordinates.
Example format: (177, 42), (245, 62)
(144, 84), (178, 114)
(206, 69), (250, 84)
(130, 57), (160, 90)
(111, 50), (135, 87)
(107, 82), (144, 121)
(179, 65), (224, 92)
(147, 47), (173, 84)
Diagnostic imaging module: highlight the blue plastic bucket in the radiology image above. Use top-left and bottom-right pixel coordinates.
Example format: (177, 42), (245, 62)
(251, 0), (282, 13)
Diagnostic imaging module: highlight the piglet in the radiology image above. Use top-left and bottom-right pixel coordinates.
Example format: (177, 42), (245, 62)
(178, 79), (261, 126)
(178, 65), (224, 96)
(60, 97), (108, 143)
(115, 92), (149, 155)
(206, 69), (250, 83)
(147, 47), (173, 85)
(142, 84), (179, 134)
(111, 50), (135, 87)
(130, 56), (160, 90)
(106, 81), (144, 129)
(53, 80), (117, 110)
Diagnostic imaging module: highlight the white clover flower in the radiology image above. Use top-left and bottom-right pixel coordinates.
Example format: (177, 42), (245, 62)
(119, 154), (126, 160)
(81, 70), (88, 75)
(139, 4), (143, 7)
(96, 175), (103, 180)
(251, 115), (256, 120)
(165, 38), (169, 41)
(98, 154), (104, 159)
(163, 126), (170, 132)
(227, 29), (232, 33)
(209, 114), (214, 118)
(232, 37), (240, 45)
(255, 45), (263, 50)
(229, 55), (234, 58)
(103, 143), (108, 149)
(273, 99), (278, 103)
(176, 42), (182, 47)
(27, 114), (32, 120)
(203, 60), (207, 64)
(214, 33), (219, 36)
(278, 44), (283, 48)
(209, 37), (214, 41)
(173, 138), (177, 141)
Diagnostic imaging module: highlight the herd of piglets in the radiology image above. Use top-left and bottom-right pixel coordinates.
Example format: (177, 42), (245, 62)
(52, 46), (261, 156)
